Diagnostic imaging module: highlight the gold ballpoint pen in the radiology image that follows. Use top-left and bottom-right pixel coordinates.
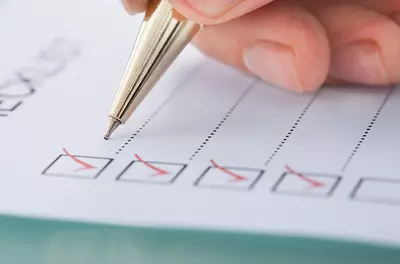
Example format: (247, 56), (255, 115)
(104, 0), (202, 139)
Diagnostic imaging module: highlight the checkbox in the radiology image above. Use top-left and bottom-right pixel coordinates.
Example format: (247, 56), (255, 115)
(350, 178), (400, 205)
(116, 155), (186, 184)
(0, 99), (22, 112)
(272, 166), (341, 197)
(194, 160), (264, 191)
(42, 149), (113, 179)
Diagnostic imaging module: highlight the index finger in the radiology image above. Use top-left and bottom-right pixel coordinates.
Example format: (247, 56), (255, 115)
(122, 0), (276, 24)
(121, 0), (147, 14)
(169, 0), (275, 24)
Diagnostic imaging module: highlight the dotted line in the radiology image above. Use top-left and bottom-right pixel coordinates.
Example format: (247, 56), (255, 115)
(188, 80), (257, 161)
(116, 118), (152, 154)
(115, 64), (202, 155)
(264, 91), (321, 167)
(341, 87), (394, 172)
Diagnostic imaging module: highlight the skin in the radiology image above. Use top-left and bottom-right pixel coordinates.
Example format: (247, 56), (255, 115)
(122, 0), (400, 93)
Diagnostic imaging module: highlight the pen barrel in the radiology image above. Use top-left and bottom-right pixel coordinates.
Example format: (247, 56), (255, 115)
(109, 0), (201, 124)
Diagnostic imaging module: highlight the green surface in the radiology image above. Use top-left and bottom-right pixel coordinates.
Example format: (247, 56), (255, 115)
(0, 215), (398, 264)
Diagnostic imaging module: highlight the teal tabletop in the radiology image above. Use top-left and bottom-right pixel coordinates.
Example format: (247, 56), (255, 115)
(0, 215), (399, 264)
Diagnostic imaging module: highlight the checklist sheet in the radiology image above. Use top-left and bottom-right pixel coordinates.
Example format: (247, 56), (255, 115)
(2, 0), (400, 248)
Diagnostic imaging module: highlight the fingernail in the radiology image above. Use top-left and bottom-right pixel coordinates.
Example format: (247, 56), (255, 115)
(333, 40), (390, 85)
(243, 40), (304, 92)
(183, 0), (241, 18)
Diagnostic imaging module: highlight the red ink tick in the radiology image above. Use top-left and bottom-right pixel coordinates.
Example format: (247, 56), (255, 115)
(211, 159), (247, 182)
(62, 148), (96, 172)
(285, 165), (324, 188)
(135, 154), (169, 176)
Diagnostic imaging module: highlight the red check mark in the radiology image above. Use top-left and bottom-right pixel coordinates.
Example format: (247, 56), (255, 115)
(134, 154), (169, 176)
(210, 159), (248, 182)
(285, 165), (324, 188)
(62, 148), (97, 172)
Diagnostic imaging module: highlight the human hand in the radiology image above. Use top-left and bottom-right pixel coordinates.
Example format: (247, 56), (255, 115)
(122, 0), (400, 93)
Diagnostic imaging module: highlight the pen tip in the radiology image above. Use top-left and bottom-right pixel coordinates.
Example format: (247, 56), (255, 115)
(104, 117), (121, 140)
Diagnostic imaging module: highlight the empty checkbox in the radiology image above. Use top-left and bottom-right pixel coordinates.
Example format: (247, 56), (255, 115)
(351, 178), (400, 205)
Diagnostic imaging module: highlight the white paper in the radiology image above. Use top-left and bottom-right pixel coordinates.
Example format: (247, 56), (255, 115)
(2, 0), (400, 247)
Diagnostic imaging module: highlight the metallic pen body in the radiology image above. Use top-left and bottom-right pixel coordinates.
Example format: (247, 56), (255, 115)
(105, 0), (201, 139)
